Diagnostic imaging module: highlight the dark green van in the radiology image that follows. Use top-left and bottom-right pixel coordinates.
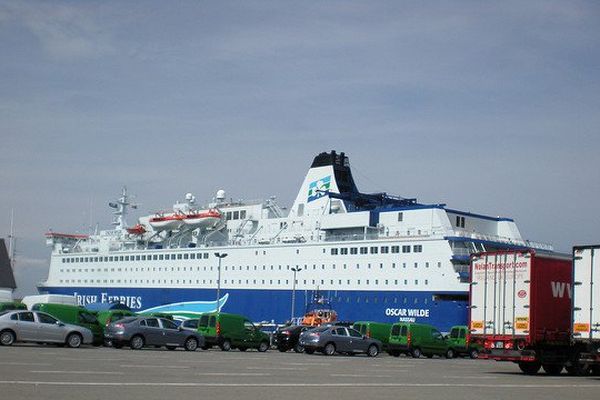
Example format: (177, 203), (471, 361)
(353, 321), (392, 349)
(32, 303), (103, 345)
(197, 312), (270, 352)
(446, 325), (480, 359)
(0, 302), (27, 312)
(388, 323), (453, 359)
(95, 310), (137, 332)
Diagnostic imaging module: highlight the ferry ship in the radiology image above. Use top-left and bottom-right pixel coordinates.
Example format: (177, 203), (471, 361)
(39, 151), (552, 331)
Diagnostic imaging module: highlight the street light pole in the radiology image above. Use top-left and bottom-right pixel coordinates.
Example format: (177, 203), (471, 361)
(214, 252), (228, 312)
(290, 267), (301, 322)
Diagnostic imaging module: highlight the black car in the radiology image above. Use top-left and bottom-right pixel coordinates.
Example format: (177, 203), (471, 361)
(105, 316), (205, 351)
(274, 325), (312, 353)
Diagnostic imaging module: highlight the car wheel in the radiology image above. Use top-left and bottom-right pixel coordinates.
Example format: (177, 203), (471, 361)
(543, 364), (563, 375)
(0, 330), (15, 346)
(258, 341), (269, 352)
(184, 337), (198, 352)
(293, 343), (304, 353)
(411, 348), (422, 358)
(305, 348), (315, 354)
(367, 344), (379, 357)
(66, 333), (82, 349)
(130, 335), (145, 350)
(323, 343), (336, 356)
(220, 339), (231, 351)
(166, 346), (177, 351)
(469, 349), (479, 359)
(518, 361), (541, 375)
(277, 346), (287, 352)
(445, 349), (455, 359)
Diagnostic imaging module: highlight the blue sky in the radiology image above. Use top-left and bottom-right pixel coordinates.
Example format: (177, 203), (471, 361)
(1, 1), (599, 296)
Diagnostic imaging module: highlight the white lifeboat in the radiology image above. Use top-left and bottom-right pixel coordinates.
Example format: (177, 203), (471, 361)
(182, 209), (221, 228)
(149, 214), (184, 231)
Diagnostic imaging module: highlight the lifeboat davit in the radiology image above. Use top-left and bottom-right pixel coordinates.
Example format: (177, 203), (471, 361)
(149, 214), (184, 231)
(126, 224), (147, 235)
(182, 209), (221, 228)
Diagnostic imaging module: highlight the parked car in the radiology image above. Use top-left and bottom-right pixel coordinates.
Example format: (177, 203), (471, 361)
(0, 310), (94, 348)
(196, 312), (270, 352)
(0, 302), (27, 313)
(353, 321), (393, 350)
(95, 309), (137, 332)
(274, 324), (312, 353)
(299, 325), (381, 357)
(31, 303), (104, 345)
(105, 316), (204, 351)
(446, 325), (480, 359)
(180, 319), (199, 331)
(387, 323), (452, 358)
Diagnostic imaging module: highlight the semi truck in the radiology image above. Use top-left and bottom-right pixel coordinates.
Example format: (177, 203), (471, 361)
(469, 249), (600, 375)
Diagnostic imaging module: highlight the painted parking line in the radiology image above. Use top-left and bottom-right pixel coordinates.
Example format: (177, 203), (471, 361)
(330, 374), (393, 378)
(30, 371), (124, 375)
(1, 381), (600, 388)
(2, 362), (52, 366)
(197, 373), (270, 376)
(247, 367), (306, 371)
(119, 364), (188, 369)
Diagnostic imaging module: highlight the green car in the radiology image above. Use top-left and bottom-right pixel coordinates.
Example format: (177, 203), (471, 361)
(32, 303), (104, 345)
(446, 325), (480, 359)
(95, 309), (137, 332)
(387, 322), (453, 359)
(0, 302), (27, 312)
(197, 312), (270, 352)
(353, 321), (392, 350)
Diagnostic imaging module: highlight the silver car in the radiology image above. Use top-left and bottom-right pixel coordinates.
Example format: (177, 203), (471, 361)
(0, 310), (94, 348)
(299, 325), (381, 357)
(105, 316), (205, 351)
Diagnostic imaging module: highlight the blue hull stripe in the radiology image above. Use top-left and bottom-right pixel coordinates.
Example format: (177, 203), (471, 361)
(42, 287), (468, 331)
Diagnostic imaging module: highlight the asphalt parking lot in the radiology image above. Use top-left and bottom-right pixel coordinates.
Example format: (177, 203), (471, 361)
(1, 345), (599, 400)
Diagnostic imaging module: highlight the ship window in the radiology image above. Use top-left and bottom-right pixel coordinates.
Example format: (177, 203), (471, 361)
(415, 280), (418, 285)
(226, 212), (232, 220)
(332, 264), (336, 269)
(109, 257), (114, 262)
(413, 245), (423, 253)
(184, 254), (189, 260)
(233, 211), (239, 219)
(366, 280), (369, 284)
(340, 248), (348, 255)
(380, 263), (383, 269)
(84, 257), (89, 262)
(425, 279), (429, 285)
(177, 254), (182, 260)
(190, 253), (195, 260)
(338, 280), (342, 285)
(438, 262), (442, 268)
(414, 262), (418, 268)
(402, 245), (411, 253)
(204, 253), (209, 259)
(360, 247), (368, 254)
(322, 264), (325, 270)
(392, 263), (396, 269)
(135, 255), (140, 261)
(159, 255), (163, 260)
(119, 256), (124, 261)
(398, 212), (403, 222)
(94, 257), (98, 262)
(425, 262), (429, 268)
(331, 248), (338, 255)
(357, 280), (360, 285)
(350, 248), (357, 255)
(370, 247), (378, 254)
(62, 259), (65, 263)
(322, 249), (326, 254)
(392, 246), (399, 253)
(381, 246), (389, 254)
(303, 280), (307, 284)
(240, 210), (246, 219)
(367, 263), (371, 269)
(402, 263), (406, 268)
(404, 279), (408, 285)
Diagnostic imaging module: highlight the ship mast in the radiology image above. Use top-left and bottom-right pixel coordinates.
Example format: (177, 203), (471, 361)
(109, 187), (137, 230)
(8, 209), (15, 271)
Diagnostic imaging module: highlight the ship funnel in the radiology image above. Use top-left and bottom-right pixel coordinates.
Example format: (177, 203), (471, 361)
(289, 151), (358, 218)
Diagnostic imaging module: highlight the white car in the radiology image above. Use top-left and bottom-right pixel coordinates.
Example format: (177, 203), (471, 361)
(0, 310), (94, 348)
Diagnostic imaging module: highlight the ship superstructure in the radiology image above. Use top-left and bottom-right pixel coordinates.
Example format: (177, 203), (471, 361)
(40, 151), (552, 330)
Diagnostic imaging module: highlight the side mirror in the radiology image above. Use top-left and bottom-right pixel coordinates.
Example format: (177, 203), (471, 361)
(178, 326), (183, 331)
(56, 321), (65, 327)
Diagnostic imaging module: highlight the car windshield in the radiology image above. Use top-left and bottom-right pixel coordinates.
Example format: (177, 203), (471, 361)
(450, 328), (460, 339)
(198, 315), (209, 327)
(0, 311), (8, 317)
(117, 317), (138, 324)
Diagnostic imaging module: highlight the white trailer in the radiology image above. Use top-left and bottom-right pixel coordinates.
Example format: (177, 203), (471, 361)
(572, 245), (600, 366)
(21, 294), (77, 310)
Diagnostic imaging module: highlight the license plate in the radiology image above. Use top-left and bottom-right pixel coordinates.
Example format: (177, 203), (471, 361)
(495, 341), (504, 348)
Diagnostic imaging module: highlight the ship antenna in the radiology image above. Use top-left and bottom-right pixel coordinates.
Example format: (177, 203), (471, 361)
(8, 209), (15, 271)
(109, 186), (138, 230)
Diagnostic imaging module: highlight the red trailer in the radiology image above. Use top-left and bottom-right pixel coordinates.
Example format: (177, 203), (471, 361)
(469, 250), (576, 375)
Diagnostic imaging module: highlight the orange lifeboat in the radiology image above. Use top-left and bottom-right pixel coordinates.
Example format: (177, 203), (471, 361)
(126, 224), (146, 235)
(301, 309), (338, 327)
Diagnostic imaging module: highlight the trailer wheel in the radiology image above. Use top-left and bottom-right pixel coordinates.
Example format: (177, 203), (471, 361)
(542, 364), (563, 375)
(565, 362), (590, 376)
(518, 361), (541, 375)
(469, 349), (479, 359)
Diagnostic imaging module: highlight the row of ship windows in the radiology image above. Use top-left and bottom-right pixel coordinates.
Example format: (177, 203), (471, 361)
(58, 278), (430, 286)
(330, 245), (422, 255)
(61, 244), (426, 264)
(62, 252), (211, 264)
(59, 261), (443, 274)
